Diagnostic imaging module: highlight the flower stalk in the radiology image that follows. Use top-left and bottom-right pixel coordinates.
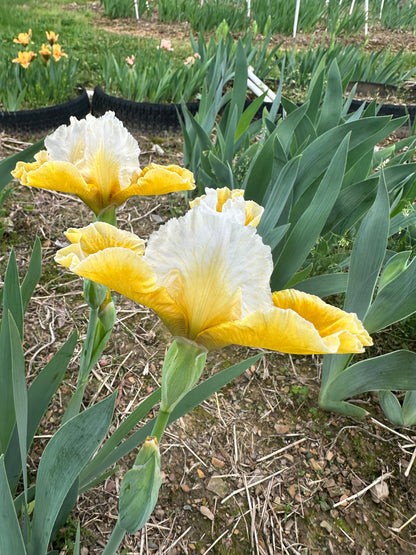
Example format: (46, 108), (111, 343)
(62, 281), (116, 423)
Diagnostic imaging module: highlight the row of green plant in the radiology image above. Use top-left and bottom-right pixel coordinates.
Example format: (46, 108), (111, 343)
(7, 23), (411, 109)
(180, 42), (416, 424)
(282, 39), (415, 88)
(101, 22), (281, 102)
(1, 0), (416, 110)
(104, 0), (416, 35)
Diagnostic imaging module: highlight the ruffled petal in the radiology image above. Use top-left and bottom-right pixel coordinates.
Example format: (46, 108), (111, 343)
(113, 164), (195, 202)
(190, 187), (263, 227)
(55, 223), (188, 336)
(63, 247), (188, 336)
(197, 289), (372, 353)
(65, 222), (145, 256)
(272, 289), (373, 349)
(144, 208), (273, 340)
(12, 160), (98, 211)
(197, 306), (363, 354)
(11, 150), (48, 181)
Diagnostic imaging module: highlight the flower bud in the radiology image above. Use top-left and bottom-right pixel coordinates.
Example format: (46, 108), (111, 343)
(378, 251), (410, 291)
(119, 437), (162, 533)
(98, 296), (116, 333)
(83, 279), (108, 310)
(160, 337), (207, 413)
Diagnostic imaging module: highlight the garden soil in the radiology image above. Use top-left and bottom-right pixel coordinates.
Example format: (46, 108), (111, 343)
(1, 10), (416, 555)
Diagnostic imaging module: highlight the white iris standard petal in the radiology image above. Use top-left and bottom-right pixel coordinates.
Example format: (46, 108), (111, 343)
(44, 116), (87, 168)
(44, 112), (140, 194)
(195, 189), (247, 225)
(144, 208), (273, 339)
(83, 112), (140, 192)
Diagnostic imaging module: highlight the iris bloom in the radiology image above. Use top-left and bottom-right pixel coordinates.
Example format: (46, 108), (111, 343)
(158, 39), (174, 51)
(46, 30), (59, 45)
(184, 53), (201, 66)
(13, 29), (32, 47)
(126, 55), (135, 67)
(12, 51), (37, 69)
(12, 112), (195, 217)
(56, 188), (372, 355)
(39, 43), (51, 64)
(52, 43), (68, 61)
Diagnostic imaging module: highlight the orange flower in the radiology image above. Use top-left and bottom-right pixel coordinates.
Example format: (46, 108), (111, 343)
(52, 44), (68, 61)
(13, 29), (32, 47)
(39, 43), (52, 64)
(12, 51), (37, 69)
(46, 30), (59, 45)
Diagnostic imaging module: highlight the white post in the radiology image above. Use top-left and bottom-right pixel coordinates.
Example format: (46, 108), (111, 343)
(364, 0), (369, 36)
(379, 0), (385, 19)
(293, 0), (301, 38)
(133, 0), (139, 20)
(349, 0), (356, 16)
(247, 0), (251, 18)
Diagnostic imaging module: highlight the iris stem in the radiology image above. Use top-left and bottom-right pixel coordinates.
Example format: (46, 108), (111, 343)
(151, 409), (171, 442)
(62, 306), (99, 424)
(102, 519), (126, 555)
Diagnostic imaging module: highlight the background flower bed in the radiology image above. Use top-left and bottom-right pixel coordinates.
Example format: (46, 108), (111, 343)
(2, 2), (416, 553)
(2, 0), (416, 113)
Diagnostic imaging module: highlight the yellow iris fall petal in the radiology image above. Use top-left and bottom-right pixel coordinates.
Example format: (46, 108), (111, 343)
(12, 112), (195, 215)
(55, 188), (372, 355)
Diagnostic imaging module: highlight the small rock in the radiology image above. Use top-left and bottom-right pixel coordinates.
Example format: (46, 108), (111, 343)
(309, 458), (323, 472)
(324, 478), (336, 489)
(181, 483), (191, 493)
(151, 144), (164, 155)
(206, 477), (228, 497)
(288, 484), (297, 499)
(197, 468), (205, 478)
(285, 519), (294, 532)
(320, 520), (333, 533)
(211, 456), (225, 469)
(337, 494), (349, 507)
(325, 450), (334, 462)
(199, 505), (215, 520)
(370, 481), (389, 503)
(274, 424), (290, 434)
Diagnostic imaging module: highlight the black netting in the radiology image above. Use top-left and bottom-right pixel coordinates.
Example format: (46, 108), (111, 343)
(348, 99), (416, 123)
(0, 89), (91, 134)
(91, 85), (200, 133)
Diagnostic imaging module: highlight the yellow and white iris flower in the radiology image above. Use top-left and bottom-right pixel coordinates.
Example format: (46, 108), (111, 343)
(12, 112), (195, 216)
(55, 188), (372, 355)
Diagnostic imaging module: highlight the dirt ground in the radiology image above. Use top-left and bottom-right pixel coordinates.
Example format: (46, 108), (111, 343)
(1, 6), (416, 555)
